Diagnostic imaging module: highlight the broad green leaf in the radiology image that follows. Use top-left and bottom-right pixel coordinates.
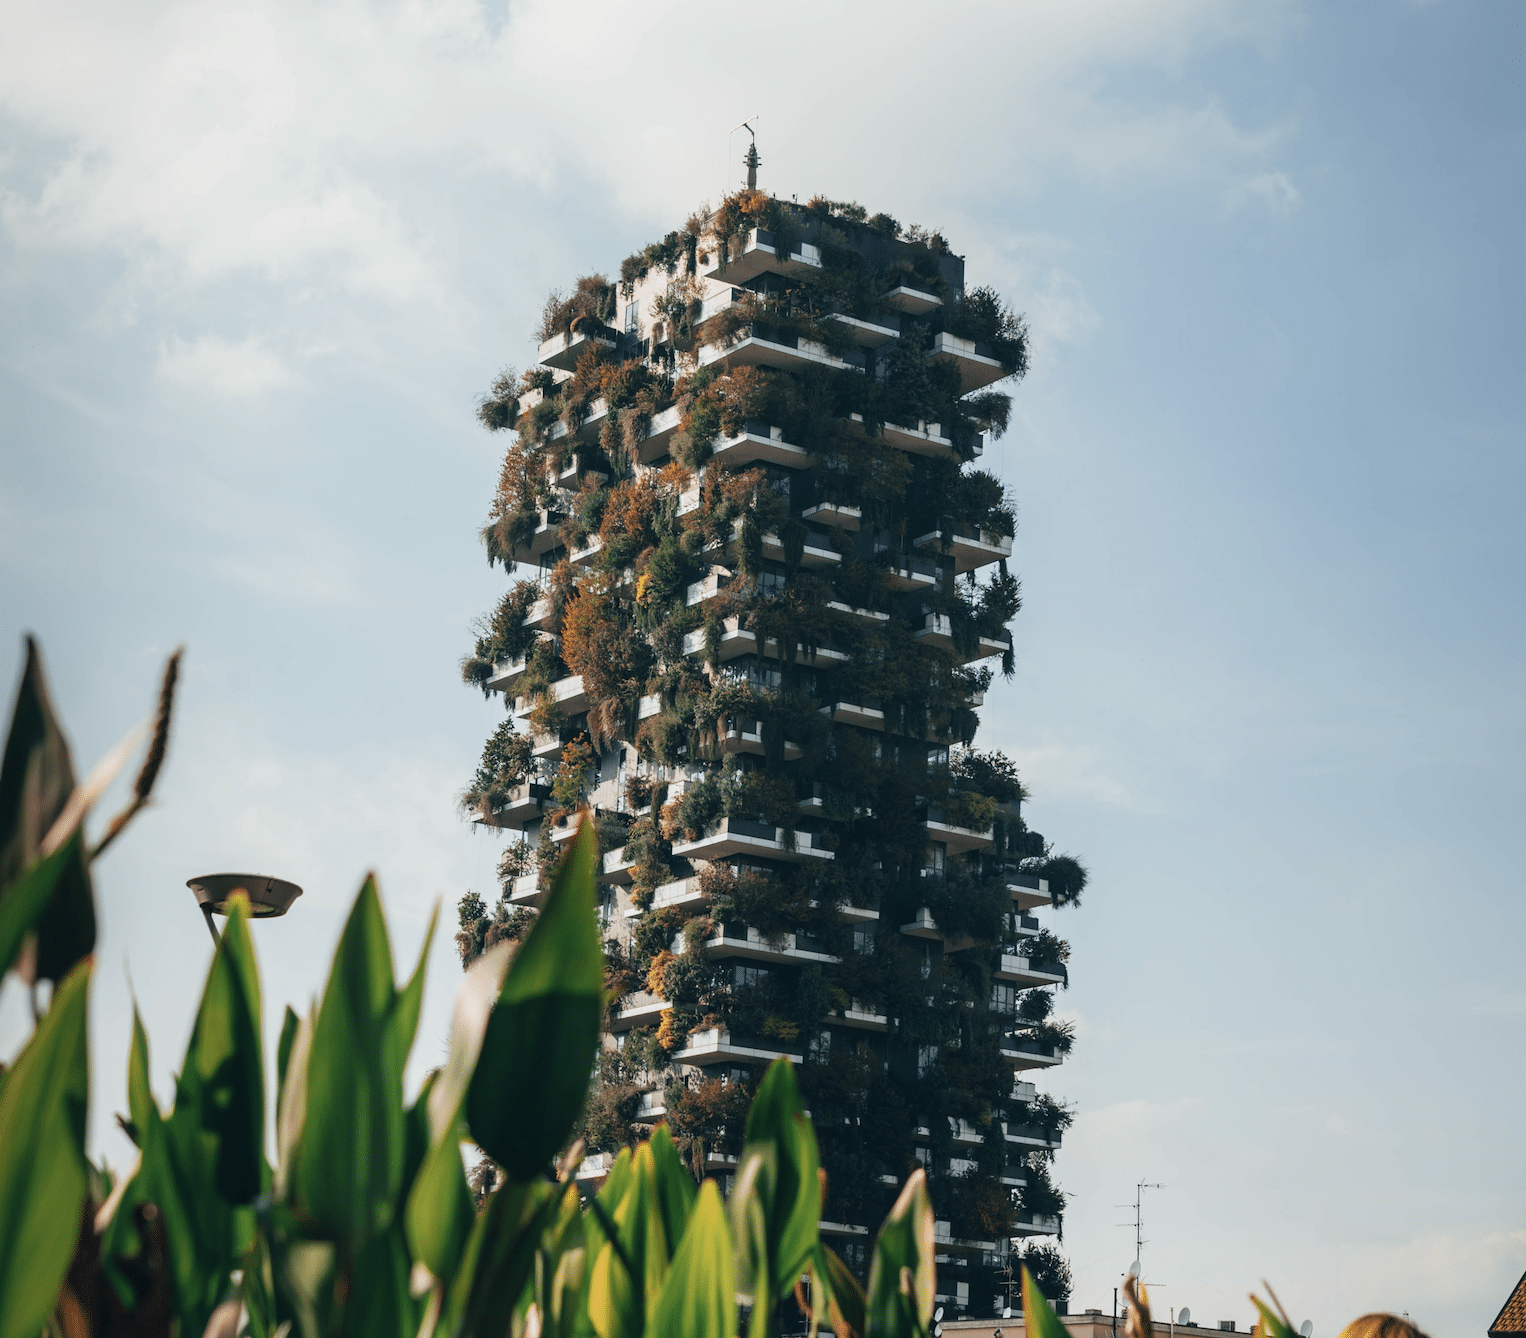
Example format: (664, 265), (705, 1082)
(0, 637), (76, 890)
(733, 1059), (821, 1306)
(188, 892), (265, 1203)
(295, 874), (403, 1241)
(0, 832), (78, 979)
(865, 1169), (934, 1338)
(467, 820), (603, 1180)
(276, 1004), (300, 1112)
(0, 958), (91, 1338)
(585, 1145), (633, 1264)
(648, 1123), (697, 1255)
(646, 1179), (735, 1338)
(405, 1122), (475, 1287)
(444, 1176), (558, 1338)
(818, 1243), (867, 1338)
(730, 1143), (775, 1322)
(344, 1219), (418, 1338)
(142, 894), (266, 1331)
(275, 1003), (315, 1199)
(589, 1140), (667, 1338)
(1022, 1268), (1070, 1338)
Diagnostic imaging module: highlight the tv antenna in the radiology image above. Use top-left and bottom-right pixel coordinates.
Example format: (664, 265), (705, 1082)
(730, 116), (761, 190)
(1116, 1179), (1164, 1281)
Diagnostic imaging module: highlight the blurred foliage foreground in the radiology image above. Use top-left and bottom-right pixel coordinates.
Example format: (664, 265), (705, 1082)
(0, 639), (1308, 1338)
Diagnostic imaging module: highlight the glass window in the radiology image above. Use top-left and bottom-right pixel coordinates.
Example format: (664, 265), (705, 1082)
(625, 301), (640, 333)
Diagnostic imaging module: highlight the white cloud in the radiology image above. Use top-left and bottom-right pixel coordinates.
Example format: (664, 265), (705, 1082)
(0, 0), (1301, 326)
(157, 334), (299, 396)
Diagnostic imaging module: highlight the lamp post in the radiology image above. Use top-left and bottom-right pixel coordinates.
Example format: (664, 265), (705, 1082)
(186, 873), (303, 944)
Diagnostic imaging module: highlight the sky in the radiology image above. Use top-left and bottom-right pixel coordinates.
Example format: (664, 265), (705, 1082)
(1, 1), (1523, 1333)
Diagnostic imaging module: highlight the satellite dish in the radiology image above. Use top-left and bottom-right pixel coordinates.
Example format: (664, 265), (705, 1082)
(1128, 1260), (1141, 1279)
(1301, 1324), (1313, 1337)
(1180, 1309), (1192, 1325)
(933, 1308), (944, 1322)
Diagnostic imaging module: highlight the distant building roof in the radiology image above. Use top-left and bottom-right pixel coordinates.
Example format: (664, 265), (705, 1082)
(1490, 1271), (1526, 1337)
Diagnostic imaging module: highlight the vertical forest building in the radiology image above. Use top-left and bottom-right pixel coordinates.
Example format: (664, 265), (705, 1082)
(457, 177), (1088, 1322)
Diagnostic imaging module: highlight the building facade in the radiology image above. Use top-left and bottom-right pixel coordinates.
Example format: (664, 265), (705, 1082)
(457, 184), (1087, 1321)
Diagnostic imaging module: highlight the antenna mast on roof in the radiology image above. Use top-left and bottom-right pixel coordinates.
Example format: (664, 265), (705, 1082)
(731, 116), (761, 190)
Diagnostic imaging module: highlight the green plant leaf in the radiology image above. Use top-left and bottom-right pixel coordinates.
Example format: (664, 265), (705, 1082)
(444, 1176), (559, 1338)
(344, 1219), (418, 1338)
(589, 1139), (668, 1338)
(865, 1169), (935, 1338)
(185, 892), (264, 1204)
(732, 1058), (821, 1308)
(646, 1178), (735, 1338)
(295, 873), (403, 1241)
(276, 1004), (300, 1113)
(0, 636), (76, 891)
(405, 1120), (476, 1288)
(818, 1243), (867, 1338)
(466, 819), (603, 1180)
(0, 832), (78, 980)
(1022, 1267), (1070, 1338)
(0, 958), (91, 1338)
(647, 1123), (697, 1259)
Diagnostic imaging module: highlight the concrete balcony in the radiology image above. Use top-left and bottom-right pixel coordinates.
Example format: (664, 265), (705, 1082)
(923, 812), (995, 854)
(485, 654), (530, 693)
(506, 872), (542, 907)
(802, 502), (861, 531)
(472, 781), (549, 830)
(879, 553), (939, 592)
(883, 283), (943, 314)
(611, 991), (668, 1032)
(716, 716), (803, 761)
(704, 923), (840, 966)
(1011, 1211), (1061, 1238)
(933, 1219), (996, 1255)
(522, 597), (556, 631)
(569, 534), (603, 568)
(929, 331), (1008, 393)
(685, 568), (731, 609)
(681, 618), (849, 666)
(601, 845), (637, 884)
(538, 325), (618, 371)
(634, 1088), (667, 1122)
(1007, 874), (1054, 911)
(822, 701), (886, 731)
(913, 612), (1009, 662)
(1010, 1079), (1038, 1103)
(512, 673), (588, 719)
(673, 1026), (803, 1066)
(545, 396), (609, 446)
(698, 328), (863, 377)
(1003, 1121), (1063, 1153)
(823, 312), (899, 347)
(510, 511), (563, 562)
(1010, 911), (1041, 939)
(994, 953), (1066, 988)
(847, 413), (957, 460)
(1001, 1038), (1063, 1071)
(670, 816), (835, 864)
(529, 730), (561, 759)
(637, 404), (683, 463)
(551, 454), (608, 490)
(826, 601), (889, 629)
(574, 1150), (617, 1183)
(704, 227), (823, 283)
(830, 1002), (888, 1031)
(914, 525), (1013, 574)
(710, 423), (812, 470)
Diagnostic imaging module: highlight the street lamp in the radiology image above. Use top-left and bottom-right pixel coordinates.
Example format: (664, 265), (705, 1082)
(187, 873), (303, 944)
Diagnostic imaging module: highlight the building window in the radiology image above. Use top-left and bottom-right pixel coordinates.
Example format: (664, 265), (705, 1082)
(918, 1044), (938, 1076)
(926, 842), (946, 875)
(852, 924), (874, 955)
(732, 963), (766, 988)
(625, 300), (640, 333)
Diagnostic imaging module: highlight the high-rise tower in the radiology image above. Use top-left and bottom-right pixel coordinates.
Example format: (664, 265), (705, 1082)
(458, 181), (1087, 1322)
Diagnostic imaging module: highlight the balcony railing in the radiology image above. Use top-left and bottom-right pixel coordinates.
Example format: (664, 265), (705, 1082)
(669, 816), (835, 864)
(673, 1026), (804, 1066)
(537, 324), (619, 372)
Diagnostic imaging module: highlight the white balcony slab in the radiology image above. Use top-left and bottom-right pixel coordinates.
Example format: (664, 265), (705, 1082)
(929, 331), (1009, 392)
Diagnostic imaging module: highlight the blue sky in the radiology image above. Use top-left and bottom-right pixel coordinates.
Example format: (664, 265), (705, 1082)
(1, 2), (1522, 1332)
